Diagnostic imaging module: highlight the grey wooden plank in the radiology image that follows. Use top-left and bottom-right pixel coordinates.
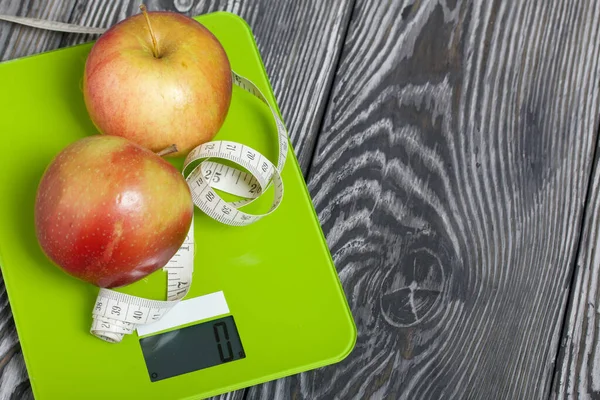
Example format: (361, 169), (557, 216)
(0, 1), (353, 399)
(0, 0), (78, 61)
(552, 140), (600, 397)
(247, 0), (600, 399)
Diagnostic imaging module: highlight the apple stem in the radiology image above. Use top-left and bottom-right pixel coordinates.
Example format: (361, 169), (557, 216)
(140, 4), (160, 58)
(156, 144), (178, 157)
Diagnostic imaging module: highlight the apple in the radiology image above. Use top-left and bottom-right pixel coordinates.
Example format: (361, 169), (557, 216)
(34, 135), (194, 288)
(83, 7), (232, 156)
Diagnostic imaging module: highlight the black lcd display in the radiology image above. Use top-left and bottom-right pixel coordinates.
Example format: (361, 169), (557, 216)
(140, 315), (245, 382)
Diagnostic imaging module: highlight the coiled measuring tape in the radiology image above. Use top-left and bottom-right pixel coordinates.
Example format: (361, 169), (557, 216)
(92, 70), (287, 343)
(1, 14), (289, 342)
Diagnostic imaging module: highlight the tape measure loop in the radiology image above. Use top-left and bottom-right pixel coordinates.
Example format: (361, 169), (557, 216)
(90, 71), (288, 341)
(90, 71), (288, 342)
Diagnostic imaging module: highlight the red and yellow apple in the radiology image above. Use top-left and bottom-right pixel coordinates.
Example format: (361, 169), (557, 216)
(83, 9), (232, 156)
(34, 135), (194, 288)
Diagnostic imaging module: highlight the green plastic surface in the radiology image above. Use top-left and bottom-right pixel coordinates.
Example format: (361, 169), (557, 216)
(0, 12), (356, 400)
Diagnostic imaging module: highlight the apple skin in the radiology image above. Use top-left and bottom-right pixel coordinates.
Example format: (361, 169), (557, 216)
(83, 11), (232, 156)
(34, 135), (194, 288)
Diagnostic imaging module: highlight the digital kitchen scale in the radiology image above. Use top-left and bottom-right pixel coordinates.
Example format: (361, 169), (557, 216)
(0, 12), (356, 399)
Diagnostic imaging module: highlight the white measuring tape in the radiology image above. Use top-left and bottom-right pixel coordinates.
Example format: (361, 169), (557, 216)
(0, 14), (106, 34)
(92, 70), (287, 342)
(91, 222), (195, 343)
(1, 14), (289, 342)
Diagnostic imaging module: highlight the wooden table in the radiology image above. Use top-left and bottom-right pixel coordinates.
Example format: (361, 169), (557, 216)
(1, 1), (600, 399)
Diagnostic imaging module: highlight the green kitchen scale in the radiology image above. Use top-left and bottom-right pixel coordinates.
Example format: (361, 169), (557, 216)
(0, 12), (356, 399)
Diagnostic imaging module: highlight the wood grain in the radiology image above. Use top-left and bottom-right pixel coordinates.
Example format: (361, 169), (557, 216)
(552, 138), (600, 398)
(0, 1), (353, 399)
(0, 0), (77, 61)
(246, 0), (600, 399)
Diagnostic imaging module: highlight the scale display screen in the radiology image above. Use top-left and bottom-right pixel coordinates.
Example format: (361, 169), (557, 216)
(140, 316), (245, 382)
